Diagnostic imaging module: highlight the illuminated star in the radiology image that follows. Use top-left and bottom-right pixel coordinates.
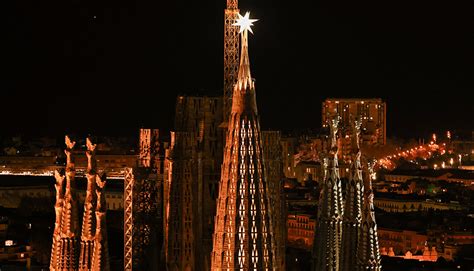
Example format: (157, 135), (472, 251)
(233, 12), (258, 34)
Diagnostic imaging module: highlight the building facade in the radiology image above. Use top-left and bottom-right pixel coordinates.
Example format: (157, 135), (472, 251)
(287, 214), (316, 250)
(322, 98), (386, 145)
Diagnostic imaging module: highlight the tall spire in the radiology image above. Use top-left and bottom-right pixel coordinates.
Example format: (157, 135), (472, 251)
(212, 12), (276, 270)
(234, 12), (257, 92)
(79, 138), (98, 270)
(50, 136), (109, 271)
(358, 161), (382, 271)
(60, 136), (80, 270)
(312, 116), (344, 271)
(341, 118), (364, 271)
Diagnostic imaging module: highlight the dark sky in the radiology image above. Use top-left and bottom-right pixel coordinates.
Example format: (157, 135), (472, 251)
(5, 0), (473, 139)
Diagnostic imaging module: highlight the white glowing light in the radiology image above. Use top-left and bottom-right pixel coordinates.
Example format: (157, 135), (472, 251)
(234, 12), (258, 34)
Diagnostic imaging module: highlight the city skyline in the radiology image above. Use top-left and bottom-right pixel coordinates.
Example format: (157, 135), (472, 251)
(6, 0), (473, 138)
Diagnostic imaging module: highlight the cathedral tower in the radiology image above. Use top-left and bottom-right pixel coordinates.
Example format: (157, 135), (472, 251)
(341, 119), (364, 271)
(211, 12), (276, 270)
(50, 136), (109, 271)
(52, 136), (80, 270)
(357, 162), (382, 270)
(312, 117), (344, 271)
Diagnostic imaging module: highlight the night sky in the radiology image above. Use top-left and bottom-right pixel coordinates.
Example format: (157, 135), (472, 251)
(6, 0), (473, 139)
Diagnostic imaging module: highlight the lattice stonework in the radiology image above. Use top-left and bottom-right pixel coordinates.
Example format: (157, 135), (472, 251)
(124, 168), (134, 271)
(223, 2), (240, 122)
(123, 167), (162, 271)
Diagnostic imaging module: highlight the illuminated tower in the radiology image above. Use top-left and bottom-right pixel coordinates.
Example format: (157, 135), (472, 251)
(79, 139), (98, 270)
(341, 119), (364, 271)
(312, 117), (344, 271)
(223, 0), (240, 122)
(211, 12), (276, 270)
(358, 162), (382, 271)
(79, 138), (110, 271)
(56, 136), (80, 270)
(50, 136), (109, 271)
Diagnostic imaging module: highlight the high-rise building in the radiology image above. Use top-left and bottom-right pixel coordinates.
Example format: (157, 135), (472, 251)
(322, 98), (386, 145)
(211, 12), (276, 270)
(50, 136), (109, 271)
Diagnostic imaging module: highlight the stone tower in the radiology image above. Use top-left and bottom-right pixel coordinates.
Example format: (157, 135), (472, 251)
(50, 136), (109, 271)
(341, 119), (364, 271)
(312, 117), (344, 271)
(211, 12), (276, 270)
(50, 135), (80, 270)
(312, 117), (382, 271)
(358, 162), (382, 270)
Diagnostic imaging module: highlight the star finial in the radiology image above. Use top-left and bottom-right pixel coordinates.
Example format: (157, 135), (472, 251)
(233, 12), (258, 34)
